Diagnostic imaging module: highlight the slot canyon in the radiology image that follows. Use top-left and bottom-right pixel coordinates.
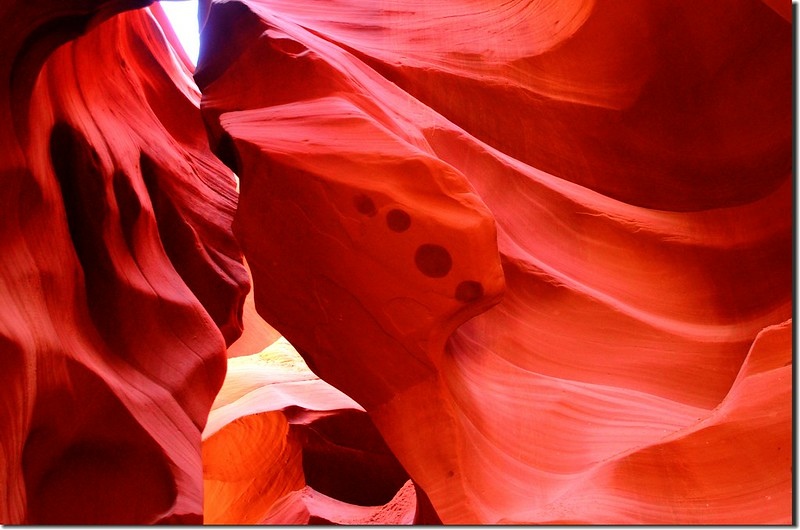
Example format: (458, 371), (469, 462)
(0, 0), (792, 524)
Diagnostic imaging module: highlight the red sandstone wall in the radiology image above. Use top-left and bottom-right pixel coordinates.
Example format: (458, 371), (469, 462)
(0, 3), (247, 523)
(0, 0), (792, 524)
(198, 0), (792, 524)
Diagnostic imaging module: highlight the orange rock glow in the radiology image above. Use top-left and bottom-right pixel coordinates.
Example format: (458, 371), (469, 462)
(0, 0), (792, 524)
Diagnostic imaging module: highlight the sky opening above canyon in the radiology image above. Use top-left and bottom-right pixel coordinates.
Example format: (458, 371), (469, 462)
(160, 1), (200, 65)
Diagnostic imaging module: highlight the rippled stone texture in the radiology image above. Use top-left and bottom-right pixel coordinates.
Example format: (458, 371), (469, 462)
(0, 1), (247, 523)
(198, 0), (791, 524)
(0, 0), (791, 524)
(203, 338), (422, 524)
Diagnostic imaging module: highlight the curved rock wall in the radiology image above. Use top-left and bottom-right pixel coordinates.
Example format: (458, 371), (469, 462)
(197, 0), (792, 524)
(0, 2), (247, 523)
(0, 0), (792, 524)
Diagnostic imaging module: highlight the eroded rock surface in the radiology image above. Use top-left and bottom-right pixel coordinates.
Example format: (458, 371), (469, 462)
(0, 0), (791, 524)
(0, 2), (247, 523)
(203, 338), (423, 524)
(198, 0), (792, 524)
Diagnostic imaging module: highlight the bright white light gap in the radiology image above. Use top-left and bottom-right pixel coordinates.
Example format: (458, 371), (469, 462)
(159, 1), (200, 66)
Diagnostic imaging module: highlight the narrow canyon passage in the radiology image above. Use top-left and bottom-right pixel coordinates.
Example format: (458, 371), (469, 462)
(0, 0), (792, 524)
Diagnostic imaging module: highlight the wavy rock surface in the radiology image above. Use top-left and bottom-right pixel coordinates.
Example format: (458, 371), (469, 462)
(0, 2), (247, 523)
(203, 338), (422, 524)
(0, 0), (791, 524)
(198, 0), (792, 524)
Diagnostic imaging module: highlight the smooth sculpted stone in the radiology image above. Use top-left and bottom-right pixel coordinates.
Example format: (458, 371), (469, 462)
(0, 2), (247, 523)
(203, 338), (426, 524)
(1, 0), (788, 525)
(198, 0), (791, 524)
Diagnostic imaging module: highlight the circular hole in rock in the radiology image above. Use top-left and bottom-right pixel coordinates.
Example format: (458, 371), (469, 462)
(455, 280), (484, 302)
(353, 194), (377, 216)
(386, 209), (411, 232)
(415, 244), (452, 278)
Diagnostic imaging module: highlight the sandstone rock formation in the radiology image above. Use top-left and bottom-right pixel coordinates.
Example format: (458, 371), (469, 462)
(198, 0), (792, 524)
(203, 338), (426, 524)
(0, 2), (247, 523)
(0, 0), (792, 524)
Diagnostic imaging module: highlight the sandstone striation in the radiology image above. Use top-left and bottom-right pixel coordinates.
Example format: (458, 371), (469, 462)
(198, 0), (792, 524)
(0, 2), (247, 523)
(0, 0), (791, 524)
(203, 338), (425, 524)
